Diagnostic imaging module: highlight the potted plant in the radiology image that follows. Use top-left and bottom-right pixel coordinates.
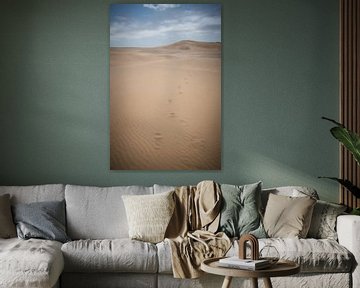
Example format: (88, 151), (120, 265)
(320, 117), (360, 215)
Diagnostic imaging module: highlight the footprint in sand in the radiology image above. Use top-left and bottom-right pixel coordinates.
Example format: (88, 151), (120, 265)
(154, 132), (163, 150)
(190, 137), (206, 149)
(177, 84), (184, 95)
(168, 112), (176, 118)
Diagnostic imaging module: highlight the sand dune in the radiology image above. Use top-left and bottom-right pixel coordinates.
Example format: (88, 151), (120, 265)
(110, 40), (221, 170)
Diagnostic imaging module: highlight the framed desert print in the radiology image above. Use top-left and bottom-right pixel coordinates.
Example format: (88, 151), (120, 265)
(110, 4), (221, 170)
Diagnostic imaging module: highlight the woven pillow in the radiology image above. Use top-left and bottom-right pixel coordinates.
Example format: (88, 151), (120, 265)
(0, 194), (16, 238)
(307, 200), (347, 240)
(263, 193), (316, 238)
(122, 191), (175, 243)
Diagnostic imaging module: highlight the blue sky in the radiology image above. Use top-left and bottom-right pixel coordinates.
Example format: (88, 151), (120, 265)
(110, 4), (221, 48)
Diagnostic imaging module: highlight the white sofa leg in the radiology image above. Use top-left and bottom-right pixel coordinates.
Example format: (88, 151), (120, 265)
(337, 215), (360, 288)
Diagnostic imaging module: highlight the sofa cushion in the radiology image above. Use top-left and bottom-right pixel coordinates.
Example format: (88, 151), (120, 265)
(61, 273), (157, 288)
(0, 184), (65, 204)
(261, 238), (353, 273)
(218, 182), (266, 238)
(233, 238), (353, 273)
(261, 186), (319, 213)
(307, 200), (347, 240)
(158, 237), (353, 274)
(65, 185), (153, 239)
(263, 193), (316, 238)
(12, 200), (70, 243)
(61, 239), (158, 273)
(122, 191), (175, 243)
(0, 238), (64, 288)
(0, 194), (16, 238)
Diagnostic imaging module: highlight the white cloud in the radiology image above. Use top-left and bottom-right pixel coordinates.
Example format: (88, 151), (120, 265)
(143, 4), (180, 11)
(110, 6), (221, 47)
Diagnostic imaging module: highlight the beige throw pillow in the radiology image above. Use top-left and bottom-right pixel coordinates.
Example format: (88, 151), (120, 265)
(263, 193), (316, 238)
(122, 191), (175, 243)
(0, 194), (16, 238)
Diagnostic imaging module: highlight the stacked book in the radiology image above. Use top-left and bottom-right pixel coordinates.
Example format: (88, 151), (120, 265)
(218, 257), (271, 270)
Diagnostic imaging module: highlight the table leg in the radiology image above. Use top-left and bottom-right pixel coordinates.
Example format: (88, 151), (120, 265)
(263, 277), (273, 288)
(251, 278), (258, 288)
(221, 276), (233, 288)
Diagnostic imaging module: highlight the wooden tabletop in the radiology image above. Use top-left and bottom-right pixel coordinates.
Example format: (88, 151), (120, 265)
(201, 257), (300, 278)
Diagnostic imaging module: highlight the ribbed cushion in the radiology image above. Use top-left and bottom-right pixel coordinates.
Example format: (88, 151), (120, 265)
(65, 185), (153, 239)
(62, 239), (158, 273)
(122, 191), (175, 243)
(0, 238), (63, 288)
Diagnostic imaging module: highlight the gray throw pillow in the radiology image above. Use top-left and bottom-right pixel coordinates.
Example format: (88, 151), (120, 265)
(218, 182), (266, 238)
(12, 200), (70, 243)
(307, 200), (347, 240)
(0, 194), (16, 238)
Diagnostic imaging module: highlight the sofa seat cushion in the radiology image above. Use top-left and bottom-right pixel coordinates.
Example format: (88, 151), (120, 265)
(231, 238), (353, 273)
(61, 239), (158, 273)
(0, 238), (64, 288)
(157, 238), (353, 274)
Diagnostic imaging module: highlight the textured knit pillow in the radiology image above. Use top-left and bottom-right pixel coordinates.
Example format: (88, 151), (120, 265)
(263, 193), (316, 238)
(0, 194), (16, 238)
(218, 182), (266, 238)
(12, 200), (70, 243)
(307, 200), (347, 240)
(122, 191), (175, 243)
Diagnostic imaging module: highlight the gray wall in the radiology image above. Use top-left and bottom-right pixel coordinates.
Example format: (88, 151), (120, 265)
(0, 0), (339, 202)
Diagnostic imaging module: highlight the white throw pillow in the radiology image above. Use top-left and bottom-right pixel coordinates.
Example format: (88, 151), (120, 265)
(122, 191), (175, 243)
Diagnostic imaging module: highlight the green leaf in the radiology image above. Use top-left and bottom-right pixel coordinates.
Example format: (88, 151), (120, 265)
(322, 117), (360, 165)
(318, 177), (360, 198)
(330, 127), (360, 165)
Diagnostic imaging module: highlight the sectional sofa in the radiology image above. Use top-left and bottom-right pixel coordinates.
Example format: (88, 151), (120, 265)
(0, 183), (359, 288)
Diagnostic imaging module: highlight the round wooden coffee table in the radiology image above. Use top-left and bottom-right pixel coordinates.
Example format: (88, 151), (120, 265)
(201, 257), (300, 288)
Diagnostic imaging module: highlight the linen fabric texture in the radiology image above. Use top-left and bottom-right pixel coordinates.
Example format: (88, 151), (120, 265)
(0, 238), (64, 288)
(217, 182), (266, 238)
(12, 200), (70, 243)
(122, 190), (175, 243)
(164, 181), (231, 279)
(263, 193), (316, 238)
(0, 194), (16, 238)
(307, 200), (347, 240)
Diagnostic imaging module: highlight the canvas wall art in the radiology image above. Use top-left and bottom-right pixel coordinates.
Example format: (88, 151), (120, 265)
(110, 4), (221, 170)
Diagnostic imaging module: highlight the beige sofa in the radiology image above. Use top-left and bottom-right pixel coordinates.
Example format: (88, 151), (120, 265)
(0, 184), (358, 288)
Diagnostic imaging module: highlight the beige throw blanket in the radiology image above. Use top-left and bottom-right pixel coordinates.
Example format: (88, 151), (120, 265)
(165, 181), (231, 278)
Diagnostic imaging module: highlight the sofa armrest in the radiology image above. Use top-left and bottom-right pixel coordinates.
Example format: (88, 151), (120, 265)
(337, 215), (360, 288)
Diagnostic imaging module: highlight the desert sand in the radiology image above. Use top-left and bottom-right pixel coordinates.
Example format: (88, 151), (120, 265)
(110, 40), (221, 170)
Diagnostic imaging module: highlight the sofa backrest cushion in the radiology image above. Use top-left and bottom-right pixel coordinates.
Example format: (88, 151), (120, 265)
(261, 186), (319, 213)
(65, 185), (154, 239)
(0, 194), (17, 238)
(0, 184), (65, 204)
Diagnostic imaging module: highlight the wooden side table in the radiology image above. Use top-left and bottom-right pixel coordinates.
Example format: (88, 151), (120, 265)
(201, 257), (300, 288)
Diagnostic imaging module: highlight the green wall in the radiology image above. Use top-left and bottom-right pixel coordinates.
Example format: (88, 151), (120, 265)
(0, 0), (340, 202)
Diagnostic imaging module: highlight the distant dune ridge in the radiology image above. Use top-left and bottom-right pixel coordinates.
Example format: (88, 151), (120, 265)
(110, 40), (221, 170)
